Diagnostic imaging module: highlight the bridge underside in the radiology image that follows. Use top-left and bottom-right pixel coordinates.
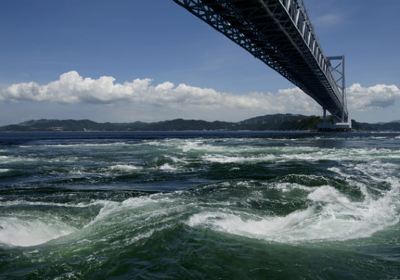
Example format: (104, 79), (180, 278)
(174, 0), (348, 121)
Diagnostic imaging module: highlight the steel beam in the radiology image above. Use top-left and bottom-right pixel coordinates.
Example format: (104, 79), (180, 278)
(172, 0), (348, 121)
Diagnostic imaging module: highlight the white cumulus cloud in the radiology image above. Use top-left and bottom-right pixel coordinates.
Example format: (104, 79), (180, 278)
(0, 71), (398, 115)
(347, 83), (400, 110)
(0, 71), (318, 113)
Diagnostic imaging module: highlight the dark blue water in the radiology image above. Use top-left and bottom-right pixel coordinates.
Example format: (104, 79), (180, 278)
(0, 131), (399, 279)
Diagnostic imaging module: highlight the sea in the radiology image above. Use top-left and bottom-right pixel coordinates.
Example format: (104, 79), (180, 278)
(0, 131), (399, 280)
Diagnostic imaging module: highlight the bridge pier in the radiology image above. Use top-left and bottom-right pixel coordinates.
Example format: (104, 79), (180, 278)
(317, 107), (352, 132)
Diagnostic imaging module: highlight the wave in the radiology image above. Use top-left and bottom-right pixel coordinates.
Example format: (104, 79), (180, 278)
(0, 154), (80, 165)
(0, 199), (115, 247)
(1, 175), (399, 248)
(187, 180), (400, 243)
(329, 160), (398, 182)
(0, 199), (117, 247)
(159, 163), (178, 171)
(166, 155), (188, 164)
(201, 147), (400, 164)
(0, 199), (108, 208)
(0, 216), (76, 247)
(272, 182), (316, 193)
(0, 155), (36, 163)
(0, 194), (182, 248)
(0, 155), (78, 164)
(202, 154), (276, 163)
(109, 164), (142, 172)
(1, 142), (399, 249)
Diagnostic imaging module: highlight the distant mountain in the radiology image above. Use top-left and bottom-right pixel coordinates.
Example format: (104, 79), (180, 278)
(0, 114), (399, 131)
(351, 120), (400, 131)
(237, 114), (321, 130)
(0, 118), (235, 132)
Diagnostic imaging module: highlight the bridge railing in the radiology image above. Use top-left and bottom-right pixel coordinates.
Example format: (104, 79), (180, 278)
(278, 0), (344, 106)
(173, 0), (347, 119)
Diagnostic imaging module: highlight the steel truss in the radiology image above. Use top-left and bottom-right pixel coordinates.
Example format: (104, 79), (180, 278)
(173, 0), (349, 121)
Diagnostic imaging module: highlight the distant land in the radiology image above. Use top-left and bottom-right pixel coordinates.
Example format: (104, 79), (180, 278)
(0, 114), (399, 132)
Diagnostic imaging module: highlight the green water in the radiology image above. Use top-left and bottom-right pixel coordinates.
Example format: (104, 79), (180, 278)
(0, 132), (399, 279)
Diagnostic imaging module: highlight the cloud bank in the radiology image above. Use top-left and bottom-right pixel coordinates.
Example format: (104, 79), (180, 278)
(347, 83), (400, 110)
(0, 71), (398, 114)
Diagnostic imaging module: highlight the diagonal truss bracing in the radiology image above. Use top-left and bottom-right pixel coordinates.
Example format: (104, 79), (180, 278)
(173, 0), (348, 121)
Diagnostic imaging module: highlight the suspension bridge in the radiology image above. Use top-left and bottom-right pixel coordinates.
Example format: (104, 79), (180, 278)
(173, 0), (351, 129)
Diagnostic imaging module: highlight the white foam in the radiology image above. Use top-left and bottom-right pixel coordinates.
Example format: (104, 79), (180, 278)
(187, 181), (400, 243)
(0, 217), (76, 247)
(159, 163), (178, 171)
(273, 182), (315, 193)
(67, 168), (87, 176)
(353, 161), (398, 181)
(167, 155), (188, 164)
(181, 140), (225, 153)
(328, 167), (350, 178)
(0, 155), (36, 163)
(307, 185), (351, 204)
(0, 199), (107, 208)
(200, 147), (400, 164)
(202, 154), (276, 163)
(0, 196), (171, 247)
(47, 156), (80, 163)
(86, 194), (176, 226)
(0, 155), (13, 163)
(0, 169), (10, 173)
(329, 160), (399, 184)
(0, 194), (179, 248)
(109, 164), (141, 172)
(125, 225), (172, 246)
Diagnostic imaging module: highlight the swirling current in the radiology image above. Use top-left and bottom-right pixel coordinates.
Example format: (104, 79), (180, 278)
(0, 131), (399, 279)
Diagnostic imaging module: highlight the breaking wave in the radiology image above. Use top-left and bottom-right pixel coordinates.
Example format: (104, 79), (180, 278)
(0, 216), (76, 247)
(0, 135), (399, 251)
(109, 164), (142, 172)
(187, 180), (400, 243)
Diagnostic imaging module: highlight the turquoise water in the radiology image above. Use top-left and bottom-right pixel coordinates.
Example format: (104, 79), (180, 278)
(0, 132), (399, 279)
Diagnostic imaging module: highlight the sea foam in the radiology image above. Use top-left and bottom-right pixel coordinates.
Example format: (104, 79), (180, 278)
(187, 180), (400, 243)
(109, 164), (141, 172)
(0, 216), (76, 247)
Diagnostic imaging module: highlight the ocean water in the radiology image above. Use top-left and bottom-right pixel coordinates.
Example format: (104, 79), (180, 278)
(0, 131), (399, 279)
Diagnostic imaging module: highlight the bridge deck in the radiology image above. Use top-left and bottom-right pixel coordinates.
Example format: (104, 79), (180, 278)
(174, 0), (348, 121)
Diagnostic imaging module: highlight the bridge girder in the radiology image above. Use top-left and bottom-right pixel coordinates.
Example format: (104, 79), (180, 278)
(173, 0), (348, 122)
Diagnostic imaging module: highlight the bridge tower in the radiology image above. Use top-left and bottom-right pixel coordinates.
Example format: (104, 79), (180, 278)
(318, 56), (351, 131)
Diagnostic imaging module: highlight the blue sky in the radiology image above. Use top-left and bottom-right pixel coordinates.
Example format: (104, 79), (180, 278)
(0, 0), (399, 124)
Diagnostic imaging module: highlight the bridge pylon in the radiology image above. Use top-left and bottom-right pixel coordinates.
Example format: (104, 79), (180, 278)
(317, 56), (351, 131)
